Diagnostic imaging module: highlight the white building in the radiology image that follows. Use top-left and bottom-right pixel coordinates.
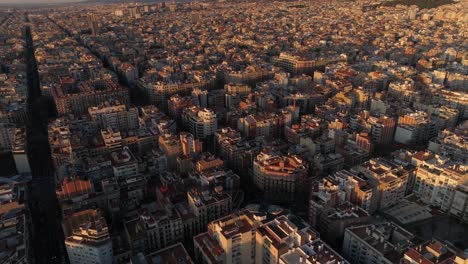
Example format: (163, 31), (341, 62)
(273, 53), (316, 74)
(194, 209), (324, 264)
(184, 107), (217, 139)
(66, 218), (113, 264)
(280, 240), (349, 264)
(110, 147), (138, 178)
(101, 128), (123, 152)
(428, 127), (467, 162)
(412, 155), (467, 222)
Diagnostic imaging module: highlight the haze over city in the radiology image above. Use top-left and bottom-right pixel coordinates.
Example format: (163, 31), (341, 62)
(0, 0), (467, 263)
(0, 0), (84, 4)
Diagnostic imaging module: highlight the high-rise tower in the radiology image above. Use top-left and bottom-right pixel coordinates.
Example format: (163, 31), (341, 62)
(87, 14), (99, 35)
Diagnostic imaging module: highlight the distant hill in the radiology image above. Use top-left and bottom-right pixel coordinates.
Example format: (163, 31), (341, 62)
(382, 0), (455, 9)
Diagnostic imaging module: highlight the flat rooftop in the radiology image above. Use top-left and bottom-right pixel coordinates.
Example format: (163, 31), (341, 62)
(146, 243), (194, 264)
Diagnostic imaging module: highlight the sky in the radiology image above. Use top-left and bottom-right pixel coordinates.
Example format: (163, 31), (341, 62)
(0, 0), (84, 4)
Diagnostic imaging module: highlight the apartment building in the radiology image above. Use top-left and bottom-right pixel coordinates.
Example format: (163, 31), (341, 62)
(65, 211), (113, 264)
(195, 154), (224, 172)
(12, 128), (30, 175)
(158, 133), (182, 170)
(140, 242), (194, 264)
(53, 79), (130, 115)
(319, 202), (370, 248)
(191, 88), (208, 108)
(412, 155), (467, 222)
(182, 107), (217, 139)
(215, 127), (263, 169)
(428, 128), (467, 161)
(342, 222), (415, 264)
(273, 53), (316, 74)
(253, 149), (307, 202)
(388, 81), (419, 102)
(402, 239), (468, 264)
(368, 115), (396, 146)
(224, 83), (251, 95)
(88, 101), (139, 131)
(109, 147), (138, 178)
(180, 132), (203, 156)
(238, 111), (292, 139)
(255, 215), (317, 264)
(187, 186), (232, 234)
(394, 111), (437, 145)
(101, 128), (123, 152)
(309, 176), (341, 227)
(138, 80), (210, 109)
(0, 180), (29, 264)
(280, 240), (349, 264)
(355, 158), (414, 211)
(309, 171), (373, 227)
(194, 209), (342, 264)
(48, 119), (73, 168)
(124, 207), (184, 254)
(168, 95), (194, 120)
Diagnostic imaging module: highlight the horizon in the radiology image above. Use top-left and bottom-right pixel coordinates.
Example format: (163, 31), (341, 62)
(0, 0), (86, 7)
(0, 0), (84, 3)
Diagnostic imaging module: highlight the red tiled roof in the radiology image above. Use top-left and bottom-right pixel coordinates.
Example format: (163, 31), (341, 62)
(58, 178), (92, 198)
